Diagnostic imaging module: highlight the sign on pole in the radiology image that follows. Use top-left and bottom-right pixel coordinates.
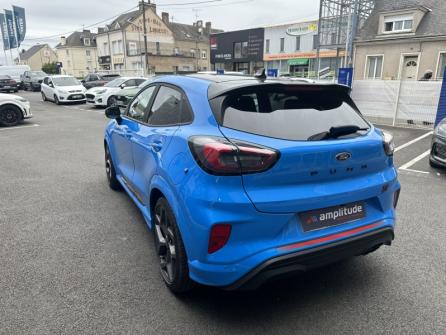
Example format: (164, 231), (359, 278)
(4, 9), (17, 49)
(0, 13), (10, 51)
(338, 68), (354, 87)
(12, 6), (26, 46)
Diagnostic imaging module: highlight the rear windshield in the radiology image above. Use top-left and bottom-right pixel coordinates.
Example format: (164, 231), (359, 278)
(0, 75), (11, 80)
(53, 77), (80, 86)
(211, 84), (369, 141)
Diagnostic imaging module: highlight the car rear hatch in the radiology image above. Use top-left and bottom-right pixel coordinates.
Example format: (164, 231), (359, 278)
(210, 83), (394, 214)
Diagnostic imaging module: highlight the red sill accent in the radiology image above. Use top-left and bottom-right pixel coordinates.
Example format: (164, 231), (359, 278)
(278, 222), (382, 252)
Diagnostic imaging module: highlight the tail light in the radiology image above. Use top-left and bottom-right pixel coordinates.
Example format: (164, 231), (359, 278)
(9, 80), (16, 85)
(393, 189), (401, 208)
(208, 224), (232, 254)
(188, 136), (279, 175)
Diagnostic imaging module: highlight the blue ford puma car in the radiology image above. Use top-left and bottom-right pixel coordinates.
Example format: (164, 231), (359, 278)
(103, 73), (401, 293)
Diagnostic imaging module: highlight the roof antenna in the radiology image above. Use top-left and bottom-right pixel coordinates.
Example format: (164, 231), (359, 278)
(254, 68), (267, 81)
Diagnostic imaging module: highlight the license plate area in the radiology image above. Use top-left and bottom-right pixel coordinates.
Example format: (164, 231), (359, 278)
(299, 202), (366, 232)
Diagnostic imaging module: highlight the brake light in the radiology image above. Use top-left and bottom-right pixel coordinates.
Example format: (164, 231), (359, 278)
(208, 224), (232, 254)
(188, 136), (279, 175)
(9, 79), (16, 84)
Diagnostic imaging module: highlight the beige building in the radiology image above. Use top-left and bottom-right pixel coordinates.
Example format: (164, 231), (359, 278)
(96, 1), (217, 75)
(56, 30), (99, 78)
(354, 0), (446, 81)
(17, 44), (57, 70)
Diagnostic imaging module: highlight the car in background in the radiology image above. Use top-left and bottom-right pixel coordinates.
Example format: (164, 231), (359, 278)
(0, 92), (32, 126)
(21, 70), (47, 91)
(114, 77), (157, 108)
(103, 74), (400, 293)
(81, 73), (121, 90)
(41, 75), (87, 104)
(430, 118), (446, 168)
(0, 75), (19, 93)
(0, 65), (30, 90)
(86, 77), (146, 107)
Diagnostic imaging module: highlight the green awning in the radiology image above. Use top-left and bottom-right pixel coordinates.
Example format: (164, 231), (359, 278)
(288, 58), (309, 66)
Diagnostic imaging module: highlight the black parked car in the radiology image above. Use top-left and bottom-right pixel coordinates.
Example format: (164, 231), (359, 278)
(21, 70), (47, 91)
(0, 75), (18, 93)
(430, 118), (446, 168)
(81, 73), (120, 89)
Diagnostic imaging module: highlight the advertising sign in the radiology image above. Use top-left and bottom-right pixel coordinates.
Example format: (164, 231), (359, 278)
(286, 23), (318, 36)
(0, 13), (10, 50)
(12, 6), (26, 45)
(4, 10), (17, 49)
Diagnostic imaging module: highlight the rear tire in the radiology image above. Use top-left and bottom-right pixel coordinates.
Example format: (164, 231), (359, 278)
(54, 95), (61, 105)
(107, 95), (117, 107)
(0, 105), (22, 127)
(41, 91), (47, 101)
(153, 197), (194, 293)
(105, 145), (122, 191)
(429, 157), (443, 169)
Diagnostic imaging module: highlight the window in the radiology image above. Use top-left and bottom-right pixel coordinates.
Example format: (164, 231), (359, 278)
(112, 40), (123, 54)
(234, 41), (248, 59)
(384, 17), (413, 33)
(67, 60), (71, 68)
(156, 42), (161, 55)
(213, 85), (368, 141)
(313, 35), (319, 49)
(66, 49), (69, 56)
(174, 47), (180, 55)
(295, 36), (301, 51)
(87, 61), (92, 70)
(86, 50), (91, 57)
(265, 39), (270, 53)
(201, 50), (207, 59)
(190, 49), (196, 58)
(280, 38), (285, 52)
(128, 86), (156, 122)
(437, 53), (446, 79)
(128, 42), (138, 56)
(149, 86), (183, 126)
(366, 55), (383, 79)
(84, 38), (91, 46)
(103, 42), (109, 56)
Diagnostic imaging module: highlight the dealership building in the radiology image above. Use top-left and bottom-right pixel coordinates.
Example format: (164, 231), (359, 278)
(210, 20), (345, 77)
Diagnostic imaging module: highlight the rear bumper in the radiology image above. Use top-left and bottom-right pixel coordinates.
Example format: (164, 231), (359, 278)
(224, 226), (394, 290)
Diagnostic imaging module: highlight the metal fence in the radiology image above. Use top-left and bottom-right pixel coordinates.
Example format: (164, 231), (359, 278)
(95, 69), (145, 77)
(351, 79), (442, 129)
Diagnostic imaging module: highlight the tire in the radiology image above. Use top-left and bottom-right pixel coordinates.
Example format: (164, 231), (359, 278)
(0, 104), (22, 127)
(429, 157), (443, 169)
(107, 95), (117, 107)
(54, 95), (61, 105)
(105, 145), (122, 191)
(153, 197), (194, 293)
(41, 91), (47, 101)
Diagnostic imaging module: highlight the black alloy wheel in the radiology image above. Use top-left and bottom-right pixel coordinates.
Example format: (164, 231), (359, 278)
(105, 145), (121, 190)
(153, 197), (194, 293)
(54, 95), (61, 105)
(0, 105), (21, 127)
(107, 95), (117, 107)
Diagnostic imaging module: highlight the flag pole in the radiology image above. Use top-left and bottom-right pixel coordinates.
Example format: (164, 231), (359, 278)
(12, 9), (20, 64)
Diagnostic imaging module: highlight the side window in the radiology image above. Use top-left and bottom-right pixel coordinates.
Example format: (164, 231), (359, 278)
(127, 85), (156, 122)
(91, 75), (99, 81)
(125, 79), (137, 87)
(43, 77), (48, 85)
(135, 79), (146, 86)
(148, 86), (183, 126)
(85, 75), (91, 82)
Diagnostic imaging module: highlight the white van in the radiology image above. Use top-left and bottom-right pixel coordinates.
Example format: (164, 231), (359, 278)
(0, 65), (31, 90)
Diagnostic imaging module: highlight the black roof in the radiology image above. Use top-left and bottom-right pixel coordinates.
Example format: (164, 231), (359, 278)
(56, 30), (97, 48)
(186, 74), (350, 99)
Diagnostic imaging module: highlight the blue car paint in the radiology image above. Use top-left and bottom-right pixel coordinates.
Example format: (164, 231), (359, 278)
(104, 75), (400, 287)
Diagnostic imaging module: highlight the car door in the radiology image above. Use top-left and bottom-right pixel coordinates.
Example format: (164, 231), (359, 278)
(42, 77), (51, 97)
(130, 85), (184, 202)
(110, 85), (157, 194)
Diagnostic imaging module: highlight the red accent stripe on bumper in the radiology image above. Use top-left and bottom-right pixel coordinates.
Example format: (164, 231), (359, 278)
(278, 222), (382, 251)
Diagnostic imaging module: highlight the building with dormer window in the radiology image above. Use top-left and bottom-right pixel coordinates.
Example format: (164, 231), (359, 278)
(354, 0), (446, 80)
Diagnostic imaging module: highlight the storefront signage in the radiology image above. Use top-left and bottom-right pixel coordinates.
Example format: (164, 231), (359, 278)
(215, 53), (232, 60)
(286, 23), (317, 36)
(288, 58), (309, 66)
(112, 55), (125, 64)
(264, 50), (345, 61)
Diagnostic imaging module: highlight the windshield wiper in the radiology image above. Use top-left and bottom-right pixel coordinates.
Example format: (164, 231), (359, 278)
(307, 125), (370, 141)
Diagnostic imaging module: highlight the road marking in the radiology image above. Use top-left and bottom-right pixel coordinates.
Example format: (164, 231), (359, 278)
(0, 124), (40, 131)
(400, 168), (430, 175)
(394, 131), (433, 153)
(399, 149), (431, 171)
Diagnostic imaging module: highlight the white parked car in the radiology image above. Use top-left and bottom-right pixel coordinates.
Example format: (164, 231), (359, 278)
(0, 93), (32, 127)
(85, 77), (146, 107)
(41, 75), (87, 104)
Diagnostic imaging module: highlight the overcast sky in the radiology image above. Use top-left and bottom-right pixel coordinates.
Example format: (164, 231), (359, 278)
(1, 0), (318, 65)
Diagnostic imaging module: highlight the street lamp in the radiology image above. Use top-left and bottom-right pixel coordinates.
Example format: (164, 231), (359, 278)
(127, 19), (145, 76)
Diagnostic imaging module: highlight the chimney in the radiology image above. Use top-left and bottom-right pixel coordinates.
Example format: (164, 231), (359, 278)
(60, 36), (66, 46)
(139, 1), (156, 12)
(162, 12), (169, 23)
(205, 22), (212, 35)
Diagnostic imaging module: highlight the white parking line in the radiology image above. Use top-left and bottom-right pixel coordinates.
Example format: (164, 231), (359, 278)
(399, 149), (431, 172)
(0, 124), (40, 131)
(394, 131), (433, 153)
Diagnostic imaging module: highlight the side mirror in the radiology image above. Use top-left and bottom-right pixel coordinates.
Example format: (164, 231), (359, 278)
(49, 83), (54, 88)
(120, 84), (126, 89)
(105, 106), (121, 120)
(81, 80), (86, 84)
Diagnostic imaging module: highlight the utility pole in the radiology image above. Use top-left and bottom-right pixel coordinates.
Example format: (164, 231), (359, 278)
(141, 0), (149, 75)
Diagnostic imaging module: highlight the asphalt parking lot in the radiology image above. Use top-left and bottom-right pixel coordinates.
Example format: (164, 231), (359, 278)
(1, 91), (445, 334)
